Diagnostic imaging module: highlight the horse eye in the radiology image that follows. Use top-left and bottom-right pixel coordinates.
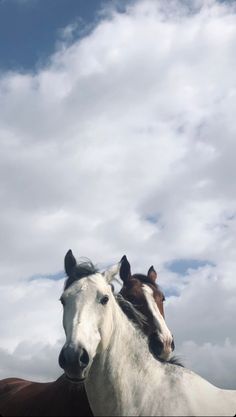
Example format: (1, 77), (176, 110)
(162, 296), (166, 302)
(100, 295), (109, 305)
(60, 297), (65, 306)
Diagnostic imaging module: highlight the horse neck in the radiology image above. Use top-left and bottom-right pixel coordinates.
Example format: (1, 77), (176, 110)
(85, 297), (162, 415)
(85, 299), (236, 416)
(108, 296), (152, 362)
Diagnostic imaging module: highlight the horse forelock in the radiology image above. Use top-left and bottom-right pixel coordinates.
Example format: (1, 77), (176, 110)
(132, 273), (159, 289)
(64, 259), (98, 291)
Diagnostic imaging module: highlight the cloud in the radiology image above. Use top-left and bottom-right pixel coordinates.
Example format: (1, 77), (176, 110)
(0, 279), (64, 352)
(0, 278), (64, 380)
(179, 338), (236, 390)
(0, 0), (236, 387)
(0, 342), (62, 382)
(164, 262), (236, 389)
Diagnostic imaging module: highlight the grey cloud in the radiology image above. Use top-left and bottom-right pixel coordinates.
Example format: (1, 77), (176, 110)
(179, 339), (236, 390)
(0, 342), (62, 382)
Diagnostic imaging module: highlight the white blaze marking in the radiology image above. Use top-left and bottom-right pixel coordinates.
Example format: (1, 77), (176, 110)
(142, 284), (173, 359)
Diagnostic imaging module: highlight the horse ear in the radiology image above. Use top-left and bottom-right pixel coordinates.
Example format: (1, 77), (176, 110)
(147, 266), (157, 283)
(103, 263), (121, 283)
(120, 255), (131, 284)
(64, 250), (77, 277)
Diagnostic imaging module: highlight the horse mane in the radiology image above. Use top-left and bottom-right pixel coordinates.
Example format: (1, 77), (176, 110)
(116, 294), (148, 330)
(64, 259), (98, 291)
(116, 294), (183, 367)
(163, 356), (184, 367)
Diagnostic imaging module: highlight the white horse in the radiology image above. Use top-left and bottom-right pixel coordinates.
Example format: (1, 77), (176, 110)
(59, 254), (236, 416)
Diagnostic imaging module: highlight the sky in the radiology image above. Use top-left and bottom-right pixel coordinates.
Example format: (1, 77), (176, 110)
(0, 0), (236, 390)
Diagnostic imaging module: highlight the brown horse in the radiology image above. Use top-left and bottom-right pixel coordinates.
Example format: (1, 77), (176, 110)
(119, 255), (175, 360)
(0, 252), (174, 417)
(0, 375), (92, 416)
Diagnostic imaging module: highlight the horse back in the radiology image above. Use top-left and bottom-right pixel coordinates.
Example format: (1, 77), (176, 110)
(0, 376), (93, 416)
(0, 378), (31, 397)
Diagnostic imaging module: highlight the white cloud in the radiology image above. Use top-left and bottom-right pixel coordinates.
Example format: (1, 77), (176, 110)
(0, 0), (236, 387)
(179, 339), (236, 390)
(0, 278), (64, 381)
(0, 279), (64, 351)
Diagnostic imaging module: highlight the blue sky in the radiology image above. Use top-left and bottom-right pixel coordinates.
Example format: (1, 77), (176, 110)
(167, 259), (215, 275)
(0, 0), (132, 71)
(0, 0), (236, 390)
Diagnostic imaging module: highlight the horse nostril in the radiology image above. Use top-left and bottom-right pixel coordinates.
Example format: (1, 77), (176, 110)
(79, 348), (90, 368)
(58, 348), (66, 369)
(171, 338), (175, 351)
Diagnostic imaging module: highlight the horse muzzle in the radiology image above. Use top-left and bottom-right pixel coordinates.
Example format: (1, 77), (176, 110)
(148, 332), (175, 360)
(59, 343), (90, 382)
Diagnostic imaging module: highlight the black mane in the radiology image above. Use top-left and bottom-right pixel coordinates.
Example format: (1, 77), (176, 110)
(116, 294), (183, 368)
(116, 294), (148, 331)
(163, 356), (184, 367)
(64, 259), (98, 291)
(132, 274), (165, 297)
